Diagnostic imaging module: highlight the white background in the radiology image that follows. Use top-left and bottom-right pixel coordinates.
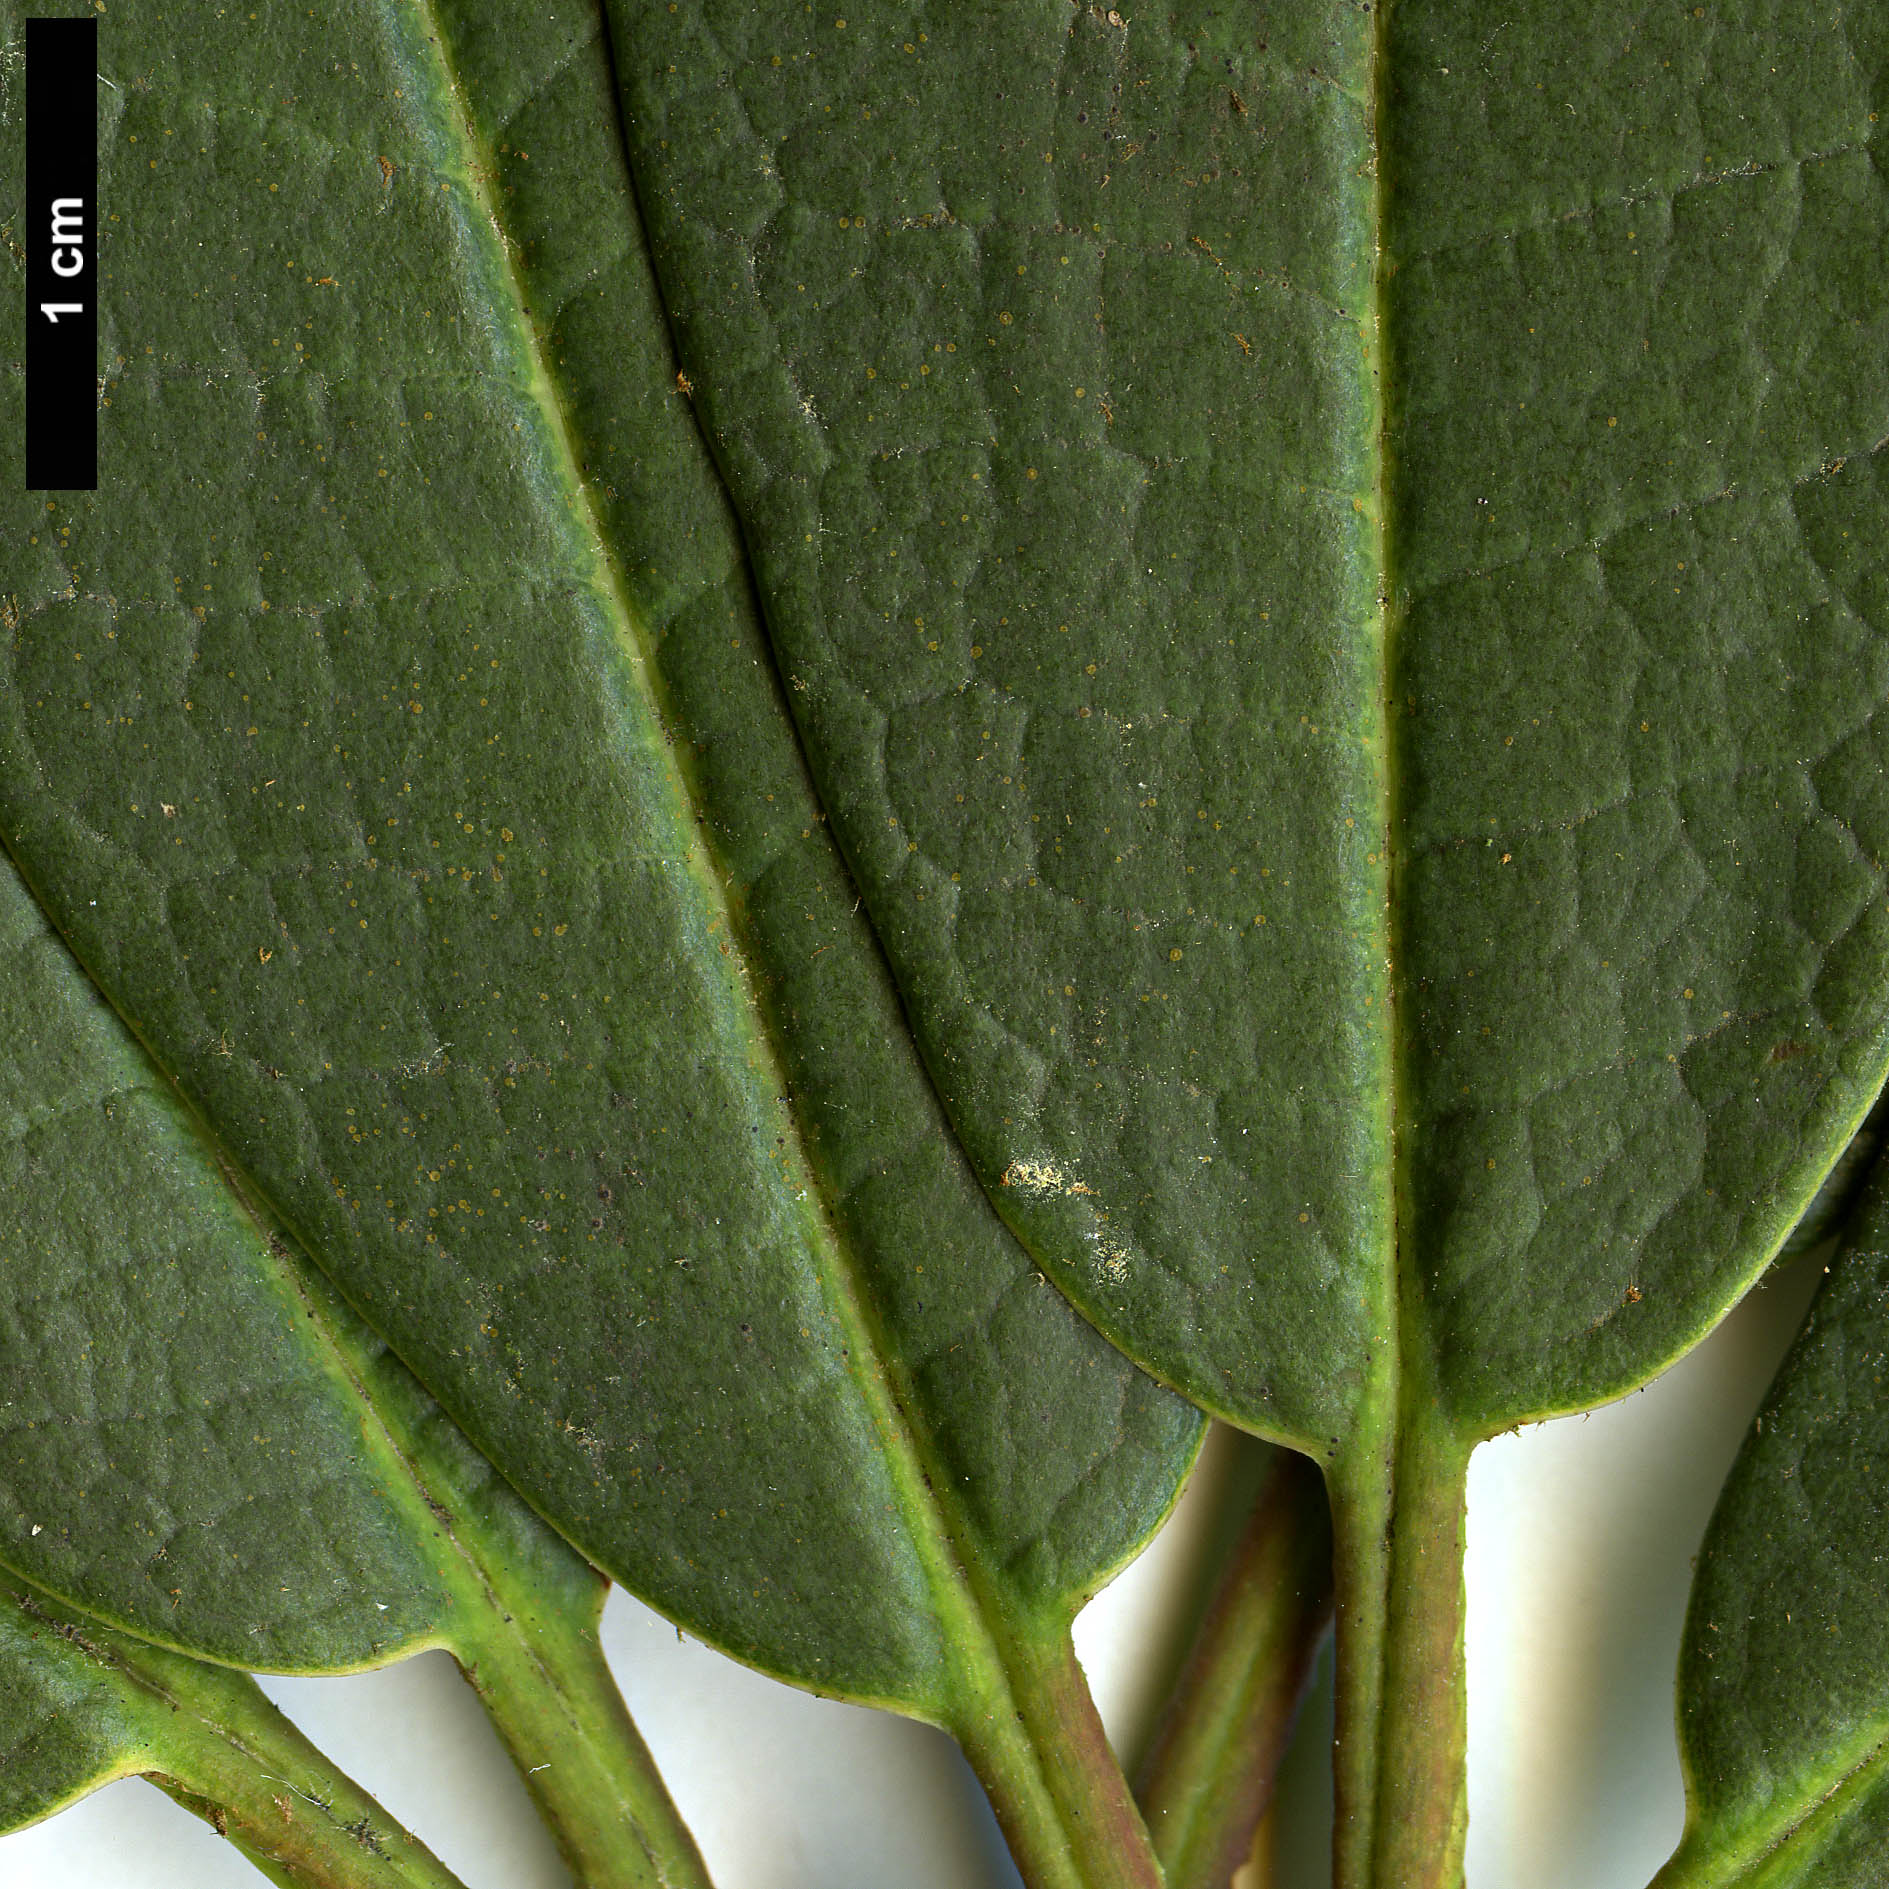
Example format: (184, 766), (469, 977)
(1, 1253), (1822, 1889)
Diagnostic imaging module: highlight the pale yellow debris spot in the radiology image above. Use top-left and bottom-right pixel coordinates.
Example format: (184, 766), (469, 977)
(1003, 1157), (1096, 1200)
(1094, 1230), (1132, 1284)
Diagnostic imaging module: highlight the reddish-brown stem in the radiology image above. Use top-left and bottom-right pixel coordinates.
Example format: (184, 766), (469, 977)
(1136, 1448), (1335, 1889)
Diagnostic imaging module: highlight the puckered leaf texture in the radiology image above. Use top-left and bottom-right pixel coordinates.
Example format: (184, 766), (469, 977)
(611, 0), (1889, 1453)
(0, 0), (1203, 1807)
(1665, 1149), (1889, 1888)
(3, 0), (1887, 1882)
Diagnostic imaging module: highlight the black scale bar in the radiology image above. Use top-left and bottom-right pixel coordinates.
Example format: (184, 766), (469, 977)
(25, 16), (98, 491)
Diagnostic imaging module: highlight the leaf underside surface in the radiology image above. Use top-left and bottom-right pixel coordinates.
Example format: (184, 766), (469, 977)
(0, 849), (455, 1672)
(612, 0), (1889, 1456)
(0, 820), (718, 1889)
(1665, 1157), (1889, 1889)
(0, 1578), (167, 1835)
(3, 0), (1889, 1877)
(0, 0), (1203, 1750)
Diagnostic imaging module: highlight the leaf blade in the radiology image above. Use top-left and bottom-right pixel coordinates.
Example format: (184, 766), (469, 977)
(598, 8), (1889, 1882)
(1662, 1172), (1889, 1887)
(0, 807), (712, 1886)
(1388, 0), (1889, 1430)
(607, 0), (1396, 1453)
(0, 1), (1202, 1821)
(0, 1577), (472, 1889)
(0, 850), (453, 1668)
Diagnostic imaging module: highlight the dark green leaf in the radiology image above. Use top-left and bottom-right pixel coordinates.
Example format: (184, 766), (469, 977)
(10, 0), (1882, 1880)
(1661, 1166), (1889, 1889)
(0, 2), (1202, 1875)
(0, 1575), (468, 1889)
(0, 830), (708, 1887)
(607, 0), (1889, 1463)
(0, 853), (449, 1666)
(0, 1578), (171, 1837)
(599, 2), (1889, 1876)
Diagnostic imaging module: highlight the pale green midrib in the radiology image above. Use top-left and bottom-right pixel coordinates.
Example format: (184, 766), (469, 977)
(1371, 9), (1453, 1434)
(0, 930), (457, 1679)
(209, 1166), (596, 1686)
(1363, 0), (1449, 1859)
(398, 0), (1098, 1752)
(257, 1203), (591, 1674)
(580, 0), (1200, 1652)
(1368, 20), (1401, 1232)
(0, 866), (560, 1684)
(1665, 1719), (1889, 1888)
(170, 1104), (506, 1665)
(7, 1580), (303, 1808)
(1368, 9), (1418, 1437)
